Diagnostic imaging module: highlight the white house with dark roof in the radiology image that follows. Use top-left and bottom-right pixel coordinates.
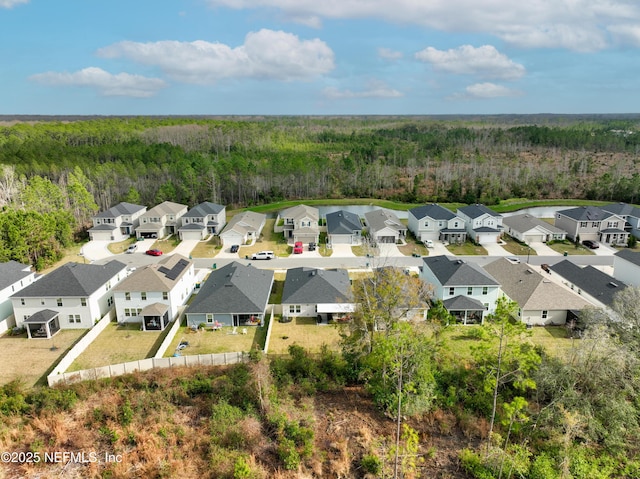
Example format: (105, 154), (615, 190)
(89, 202), (147, 241)
(364, 209), (407, 244)
(219, 211), (267, 247)
(457, 204), (503, 245)
(282, 267), (355, 320)
(135, 201), (188, 239)
(503, 213), (567, 243)
(408, 204), (467, 244)
(179, 202), (226, 240)
(11, 260), (127, 338)
(185, 262), (274, 328)
(113, 254), (195, 330)
(279, 204), (320, 244)
(326, 210), (362, 245)
(0, 261), (36, 335)
(420, 255), (500, 324)
(484, 258), (590, 325)
(554, 206), (628, 245)
(601, 202), (640, 239)
(613, 249), (640, 287)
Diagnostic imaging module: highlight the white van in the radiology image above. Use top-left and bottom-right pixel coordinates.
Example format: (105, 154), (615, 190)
(251, 251), (275, 260)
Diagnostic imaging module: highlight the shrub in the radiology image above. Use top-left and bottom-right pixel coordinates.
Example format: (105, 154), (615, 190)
(459, 449), (496, 479)
(277, 437), (301, 470)
(360, 453), (382, 475)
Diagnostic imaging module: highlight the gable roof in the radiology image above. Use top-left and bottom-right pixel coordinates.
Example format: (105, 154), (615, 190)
(503, 214), (565, 235)
(326, 210), (361, 235)
(423, 255), (500, 286)
(142, 201), (187, 217)
(282, 267), (351, 304)
(484, 258), (590, 311)
(615, 249), (640, 267)
(556, 205), (615, 222)
(182, 202), (225, 218)
(549, 259), (627, 306)
(409, 203), (456, 221)
(94, 202), (146, 218)
(364, 209), (406, 234)
(0, 261), (33, 291)
(280, 204), (319, 221)
(601, 202), (640, 218)
(458, 204), (501, 219)
(187, 262), (274, 314)
(221, 211), (266, 235)
(12, 260), (126, 298)
(443, 295), (485, 311)
(114, 254), (192, 292)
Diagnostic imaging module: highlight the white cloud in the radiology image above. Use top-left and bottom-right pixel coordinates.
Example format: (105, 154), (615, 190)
(415, 45), (525, 80)
(97, 29), (335, 84)
(608, 24), (640, 47)
(205, 0), (640, 51)
(0, 0), (28, 8)
(29, 67), (166, 98)
(378, 47), (403, 61)
(323, 79), (403, 99)
(453, 82), (522, 99)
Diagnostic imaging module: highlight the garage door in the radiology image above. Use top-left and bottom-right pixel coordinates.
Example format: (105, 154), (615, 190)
(181, 230), (203, 241)
(377, 236), (395, 244)
(523, 233), (545, 243)
(476, 233), (498, 244)
(221, 233), (244, 246)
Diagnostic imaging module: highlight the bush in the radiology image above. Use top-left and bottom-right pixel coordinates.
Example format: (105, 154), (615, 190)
(459, 449), (496, 479)
(28, 387), (78, 413)
(360, 453), (382, 475)
(0, 380), (29, 415)
(277, 437), (301, 470)
(529, 453), (560, 479)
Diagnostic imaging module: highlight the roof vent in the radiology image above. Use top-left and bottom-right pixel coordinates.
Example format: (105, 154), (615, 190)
(456, 260), (464, 264)
(609, 281), (619, 288)
(526, 269), (533, 274)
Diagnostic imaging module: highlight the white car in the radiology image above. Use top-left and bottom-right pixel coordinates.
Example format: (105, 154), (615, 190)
(126, 244), (138, 254)
(424, 240), (435, 248)
(251, 251), (275, 260)
(506, 256), (521, 264)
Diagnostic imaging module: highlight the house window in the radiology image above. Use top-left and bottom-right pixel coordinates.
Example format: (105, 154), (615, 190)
(591, 222), (598, 228)
(607, 221), (617, 228)
(484, 303), (489, 310)
(137, 308), (142, 315)
(163, 292), (168, 300)
(81, 298), (87, 306)
(141, 292), (147, 300)
(289, 305), (301, 313)
(206, 314), (213, 323)
(580, 222), (587, 227)
(106, 281), (111, 290)
(107, 297), (113, 307)
(448, 287), (455, 296)
(482, 287), (488, 295)
(125, 309), (131, 317)
(541, 310), (548, 319)
(57, 298), (63, 307)
(41, 299), (45, 305)
(20, 298), (25, 306)
(125, 292), (131, 301)
(467, 287), (473, 295)
(68, 315), (81, 324)
(424, 221), (429, 228)
(454, 222), (459, 228)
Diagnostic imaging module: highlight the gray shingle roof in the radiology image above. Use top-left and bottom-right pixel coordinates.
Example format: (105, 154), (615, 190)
(601, 202), (640, 218)
(114, 255), (192, 292)
(503, 214), (565, 235)
(615, 249), (640, 267)
(12, 260), (126, 298)
(326, 210), (361, 235)
(182, 202), (225, 218)
(0, 261), (32, 291)
(458, 204), (501, 219)
(364, 209), (405, 234)
(94, 202), (146, 218)
(187, 262), (274, 314)
(221, 211), (266, 235)
(549, 259), (627, 306)
(443, 295), (485, 311)
(423, 255), (500, 286)
(409, 204), (456, 221)
(556, 206), (611, 221)
(280, 204), (319, 222)
(282, 267), (351, 304)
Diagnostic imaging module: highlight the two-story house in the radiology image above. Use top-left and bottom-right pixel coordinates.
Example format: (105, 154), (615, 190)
(88, 202), (147, 241)
(279, 205), (320, 244)
(135, 201), (188, 239)
(326, 210), (362, 245)
(420, 255), (500, 324)
(613, 249), (640, 287)
(407, 204), (467, 244)
(601, 202), (640, 240)
(11, 260), (127, 338)
(364, 209), (407, 244)
(0, 261), (37, 335)
(178, 202), (226, 240)
(457, 204), (503, 244)
(113, 254), (195, 331)
(554, 206), (629, 245)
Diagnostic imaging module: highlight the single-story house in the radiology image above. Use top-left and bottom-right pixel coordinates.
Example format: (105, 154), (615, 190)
(502, 213), (567, 243)
(613, 249), (640, 287)
(89, 202), (147, 242)
(179, 202), (226, 240)
(219, 211), (267, 247)
(0, 261), (37, 335)
(326, 210), (362, 245)
(185, 262), (274, 328)
(364, 209), (407, 244)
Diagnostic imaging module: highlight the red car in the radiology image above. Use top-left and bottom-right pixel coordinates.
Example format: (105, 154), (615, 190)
(293, 241), (304, 254)
(145, 249), (163, 256)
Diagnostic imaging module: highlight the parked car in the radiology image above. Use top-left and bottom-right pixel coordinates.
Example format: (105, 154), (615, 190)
(308, 242), (317, 251)
(126, 244), (138, 254)
(424, 240), (435, 248)
(251, 251), (274, 260)
(582, 239), (599, 249)
(293, 241), (303, 254)
(145, 249), (163, 256)
(230, 244), (239, 253)
(506, 256), (521, 264)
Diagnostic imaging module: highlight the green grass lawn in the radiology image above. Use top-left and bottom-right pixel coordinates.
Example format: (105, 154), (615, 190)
(446, 241), (489, 255)
(240, 219), (292, 257)
(270, 280), (284, 304)
(501, 236), (537, 256)
(107, 237), (137, 254)
(190, 236), (222, 258)
(164, 322), (268, 356)
(150, 235), (180, 255)
(268, 316), (343, 354)
(546, 240), (595, 255)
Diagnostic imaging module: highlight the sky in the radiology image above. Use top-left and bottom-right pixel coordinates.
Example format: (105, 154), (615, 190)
(2, 0), (640, 115)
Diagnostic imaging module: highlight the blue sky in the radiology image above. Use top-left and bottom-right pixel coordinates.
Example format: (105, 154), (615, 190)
(2, 0), (640, 115)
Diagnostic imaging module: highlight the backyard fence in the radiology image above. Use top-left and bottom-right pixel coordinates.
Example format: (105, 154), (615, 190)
(263, 304), (276, 353)
(48, 351), (247, 387)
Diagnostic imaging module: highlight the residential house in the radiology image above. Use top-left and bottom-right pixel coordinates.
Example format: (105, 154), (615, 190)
(279, 204), (320, 244)
(407, 204), (467, 244)
(185, 262), (274, 328)
(613, 249), (640, 287)
(11, 260), (127, 338)
(179, 202), (226, 240)
(554, 206), (629, 245)
(326, 210), (362, 245)
(135, 201), (188, 239)
(364, 209), (407, 244)
(420, 255), (500, 324)
(113, 254), (195, 331)
(502, 213), (566, 243)
(601, 202), (640, 240)
(550, 259), (627, 308)
(457, 204), (503, 244)
(484, 258), (590, 325)
(89, 202), (147, 241)
(282, 267), (355, 320)
(0, 261), (36, 335)
(219, 211), (267, 247)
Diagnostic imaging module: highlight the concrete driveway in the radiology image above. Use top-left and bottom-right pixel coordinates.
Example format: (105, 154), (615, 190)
(428, 242), (452, 256)
(592, 243), (617, 256)
(330, 244), (355, 257)
(530, 241), (561, 256)
(169, 239), (199, 257)
(81, 240), (113, 262)
(376, 243), (404, 258)
(483, 242), (511, 256)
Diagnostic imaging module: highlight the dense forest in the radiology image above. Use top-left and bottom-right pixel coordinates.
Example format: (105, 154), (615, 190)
(1, 115), (640, 268)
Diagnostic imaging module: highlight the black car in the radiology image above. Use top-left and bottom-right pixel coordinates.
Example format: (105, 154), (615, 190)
(308, 242), (316, 251)
(230, 244), (239, 253)
(582, 239), (599, 249)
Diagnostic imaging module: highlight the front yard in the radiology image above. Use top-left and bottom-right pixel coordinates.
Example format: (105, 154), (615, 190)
(190, 236), (222, 258)
(240, 219), (292, 257)
(446, 241), (489, 255)
(546, 240), (595, 255)
(501, 236), (538, 256)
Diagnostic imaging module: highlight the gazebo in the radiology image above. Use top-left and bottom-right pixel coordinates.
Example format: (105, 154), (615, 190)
(24, 309), (61, 339)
